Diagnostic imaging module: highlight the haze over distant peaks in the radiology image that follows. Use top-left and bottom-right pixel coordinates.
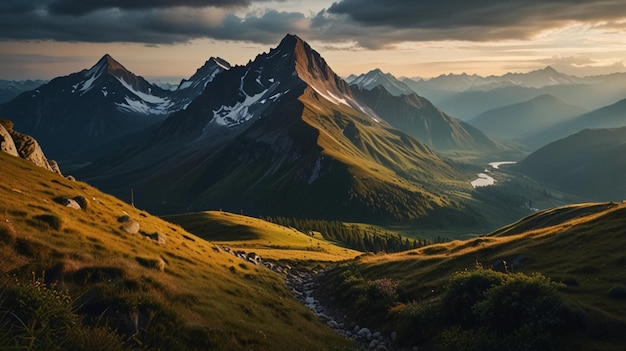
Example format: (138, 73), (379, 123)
(346, 68), (414, 96)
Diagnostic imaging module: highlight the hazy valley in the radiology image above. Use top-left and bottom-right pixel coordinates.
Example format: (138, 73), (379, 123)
(2, 34), (626, 351)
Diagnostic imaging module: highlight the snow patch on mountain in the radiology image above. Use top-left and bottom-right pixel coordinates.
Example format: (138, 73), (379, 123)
(311, 86), (349, 107)
(116, 77), (167, 104)
(212, 89), (267, 127)
(79, 72), (99, 94)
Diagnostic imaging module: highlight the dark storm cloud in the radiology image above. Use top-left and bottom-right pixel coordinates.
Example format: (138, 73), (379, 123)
(1, 0), (626, 49)
(327, 0), (626, 29)
(0, 6), (305, 45)
(47, 0), (273, 16)
(322, 0), (626, 44)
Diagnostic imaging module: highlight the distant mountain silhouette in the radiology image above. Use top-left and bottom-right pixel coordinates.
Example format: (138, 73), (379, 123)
(402, 68), (626, 120)
(514, 127), (626, 200)
(346, 69), (414, 96)
(526, 98), (626, 148)
(468, 94), (586, 142)
(0, 79), (47, 103)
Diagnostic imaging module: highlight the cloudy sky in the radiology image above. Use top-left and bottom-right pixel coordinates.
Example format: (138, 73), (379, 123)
(2, 0), (626, 82)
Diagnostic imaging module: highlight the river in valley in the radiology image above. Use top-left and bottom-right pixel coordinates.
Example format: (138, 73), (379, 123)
(471, 161), (516, 188)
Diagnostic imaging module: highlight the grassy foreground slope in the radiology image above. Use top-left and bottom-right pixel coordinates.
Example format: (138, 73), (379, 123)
(318, 202), (626, 350)
(0, 152), (355, 350)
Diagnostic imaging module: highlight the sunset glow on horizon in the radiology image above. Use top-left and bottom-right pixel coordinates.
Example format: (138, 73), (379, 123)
(2, 1), (626, 81)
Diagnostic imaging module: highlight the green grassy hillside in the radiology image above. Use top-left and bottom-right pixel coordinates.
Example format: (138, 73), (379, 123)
(316, 202), (626, 350)
(0, 152), (355, 350)
(163, 211), (361, 261)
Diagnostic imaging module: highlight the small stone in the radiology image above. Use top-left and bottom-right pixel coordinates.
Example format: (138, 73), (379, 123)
(357, 327), (371, 338)
(121, 220), (140, 234)
(148, 232), (166, 245)
(327, 320), (339, 329)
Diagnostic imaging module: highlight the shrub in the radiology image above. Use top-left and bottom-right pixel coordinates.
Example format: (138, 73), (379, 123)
(441, 269), (505, 327)
(472, 273), (567, 350)
(394, 269), (570, 351)
(394, 301), (443, 345)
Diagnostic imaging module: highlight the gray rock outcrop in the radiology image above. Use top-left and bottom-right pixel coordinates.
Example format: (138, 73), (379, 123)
(0, 123), (18, 157)
(0, 117), (62, 176)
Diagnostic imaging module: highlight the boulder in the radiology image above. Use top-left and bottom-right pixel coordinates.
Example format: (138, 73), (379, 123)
(121, 220), (140, 234)
(0, 123), (18, 157)
(72, 196), (89, 210)
(49, 160), (62, 175)
(54, 196), (82, 209)
(10, 129), (61, 175)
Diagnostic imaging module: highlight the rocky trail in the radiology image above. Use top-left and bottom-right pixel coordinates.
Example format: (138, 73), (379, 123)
(219, 246), (418, 351)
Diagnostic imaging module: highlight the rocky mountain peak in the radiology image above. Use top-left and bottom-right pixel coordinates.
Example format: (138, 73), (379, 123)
(88, 54), (129, 79)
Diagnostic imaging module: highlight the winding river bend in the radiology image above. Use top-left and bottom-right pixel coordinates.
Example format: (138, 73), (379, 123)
(471, 161), (516, 188)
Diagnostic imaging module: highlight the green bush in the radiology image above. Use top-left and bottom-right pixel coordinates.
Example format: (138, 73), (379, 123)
(471, 273), (566, 350)
(395, 301), (443, 345)
(395, 269), (570, 351)
(442, 269), (505, 328)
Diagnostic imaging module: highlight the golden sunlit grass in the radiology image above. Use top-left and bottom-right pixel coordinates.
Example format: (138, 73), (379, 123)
(325, 201), (626, 350)
(163, 210), (361, 261)
(0, 152), (356, 350)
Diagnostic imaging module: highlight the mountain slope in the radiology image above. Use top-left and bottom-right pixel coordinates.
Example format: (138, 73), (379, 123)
(0, 55), (229, 161)
(0, 150), (355, 350)
(468, 94), (586, 142)
(0, 55), (172, 159)
(351, 85), (501, 152)
(172, 57), (231, 109)
(79, 35), (475, 225)
(527, 98), (626, 147)
(316, 201), (626, 350)
(514, 127), (626, 200)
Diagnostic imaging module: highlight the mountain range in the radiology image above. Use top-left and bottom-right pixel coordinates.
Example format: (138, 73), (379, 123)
(346, 69), (415, 96)
(0, 55), (229, 160)
(397, 67), (626, 121)
(4, 34), (625, 228)
(468, 94), (587, 142)
(0, 79), (47, 104)
(77, 35), (483, 225)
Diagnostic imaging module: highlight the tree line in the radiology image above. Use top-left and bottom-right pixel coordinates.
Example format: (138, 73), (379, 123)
(262, 216), (434, 253)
